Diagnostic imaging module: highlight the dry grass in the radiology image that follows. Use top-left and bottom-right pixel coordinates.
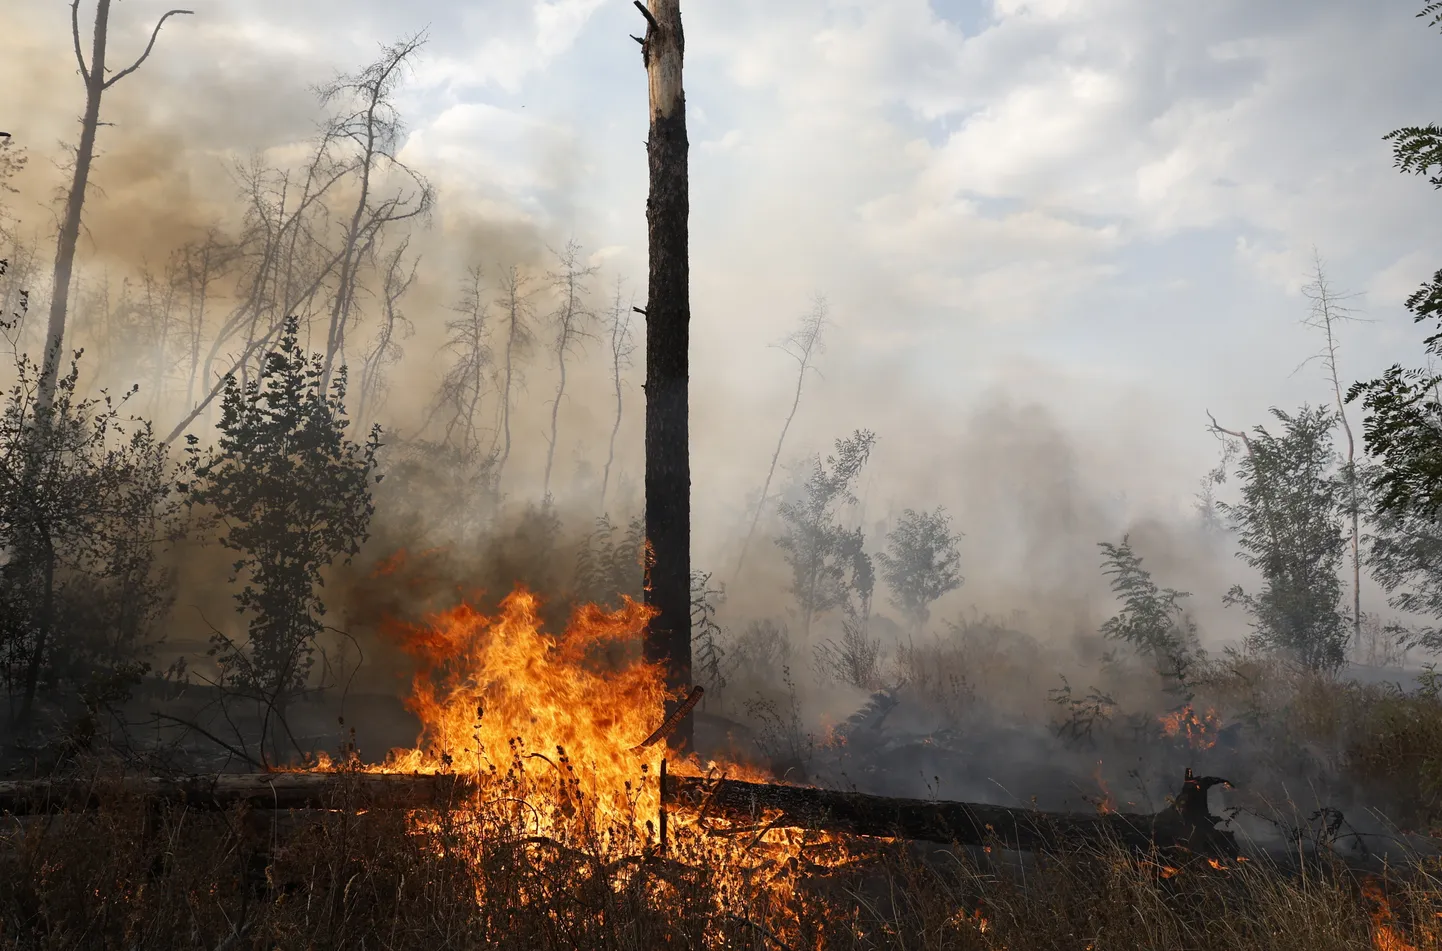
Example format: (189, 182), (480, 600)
(0, 777), (1437, 951)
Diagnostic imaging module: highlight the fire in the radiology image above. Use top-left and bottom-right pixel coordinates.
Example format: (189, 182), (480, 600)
(1363, 876), (1428, 951)
(1158, 704), (1221, 750)
(1093, 761), (1116, 814)
(312, 579), (877, 938)
(381, 587), (669, 833)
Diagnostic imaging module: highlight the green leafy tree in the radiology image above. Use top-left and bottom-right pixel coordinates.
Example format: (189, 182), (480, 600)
(775, 429), (876, 643)
(1214, 406), (1349, 671)
(184, 317), (380, 757)
(1097, 536), (1199, 693)
(0, 339), (177, 725)
(875, 506), (963, 633)
(1343, 5), (1442, 655)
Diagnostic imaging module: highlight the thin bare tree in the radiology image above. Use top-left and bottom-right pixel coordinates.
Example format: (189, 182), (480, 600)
(430, 264), (494, 456)
(40, 1), (193, 415)
(733, 298), (828, 579)
(1298, 249), (1368, 655)
(356, 236), (418, 427)
(600, 276), (636, 512)
(493, 264), (535, 488)
(317, 33), (434, 390)
(542, 241), (598, 502)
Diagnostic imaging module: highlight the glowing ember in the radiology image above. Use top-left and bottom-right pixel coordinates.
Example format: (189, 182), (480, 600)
(1158, 704), (1222, 750)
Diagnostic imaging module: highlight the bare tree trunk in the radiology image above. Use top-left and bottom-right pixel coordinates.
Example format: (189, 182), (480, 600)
(637, 0), (693, 754)
(39, 1), (192, 415)
(734, 300), (827, 580)
(1303, 252), (1363, 656)
(494, 265), (532, 487)
(600, 279), (635, 512)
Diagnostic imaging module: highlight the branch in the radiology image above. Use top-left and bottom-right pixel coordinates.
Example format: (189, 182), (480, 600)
(103, 9), (194, 90)
(150, 712), (265, 770)
(633, 0), (659, 32)
(1205, 410), (1250, 446)
(71, 0), (89, 83)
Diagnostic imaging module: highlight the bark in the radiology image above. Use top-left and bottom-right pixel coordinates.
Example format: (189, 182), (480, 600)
(0, 767), (1239, 858)
(638, 0), (693, 755)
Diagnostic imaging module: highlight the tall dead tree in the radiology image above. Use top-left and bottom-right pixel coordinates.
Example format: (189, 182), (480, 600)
(542, 241), (598, 502)
(40, 1), (193, 414)
(600, 277), (636, 512)
(317, 33), (434, 391)
(1300, 251), (1365, 656)
(635, 0), (693, 753)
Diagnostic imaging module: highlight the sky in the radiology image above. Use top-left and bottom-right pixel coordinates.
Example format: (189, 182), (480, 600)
(3, 0), (1442, 591)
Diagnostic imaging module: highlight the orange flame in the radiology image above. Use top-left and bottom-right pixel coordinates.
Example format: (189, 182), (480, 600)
(1092, 761), (1117, 814)
(1364, 877), (1424, 951)
(380, 587), (673, 832)
(1158, 704), (1221, 750)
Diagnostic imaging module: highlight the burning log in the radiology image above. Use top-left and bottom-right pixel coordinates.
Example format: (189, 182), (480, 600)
(662, 768), (1238, 856)
(0, 767), (1237, 856)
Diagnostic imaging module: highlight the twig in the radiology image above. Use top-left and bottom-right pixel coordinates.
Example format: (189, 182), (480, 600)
(151, 712), (266, 770)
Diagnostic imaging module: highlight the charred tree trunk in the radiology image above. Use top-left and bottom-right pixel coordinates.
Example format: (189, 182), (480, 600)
(637, 0), (693, 754)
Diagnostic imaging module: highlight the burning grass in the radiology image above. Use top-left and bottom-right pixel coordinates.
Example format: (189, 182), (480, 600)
(3, 791), (1441, 950)
(6, 585), (1442, 948)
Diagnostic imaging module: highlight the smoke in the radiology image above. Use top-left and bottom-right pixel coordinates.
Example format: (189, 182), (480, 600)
(4, 2), (1427, 862)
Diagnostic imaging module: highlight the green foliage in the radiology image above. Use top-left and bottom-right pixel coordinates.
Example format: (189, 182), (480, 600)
(573, 513), (644, 607)
(1359, 461), (1442, 652)
(1097, 536), (1200, 691)
(775, 429), (876, 640)
(1348, 5), (1442, 519)
(691, 570), (727, 697)
(184, 316), (380, 712)
(874, 506), (962, 633)
(1219, 406), (1349, 672)
(0, 345), (178, 720)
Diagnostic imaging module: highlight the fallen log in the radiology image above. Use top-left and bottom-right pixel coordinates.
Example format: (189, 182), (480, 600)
(0, 767), (1237, 856)
(663, 768), (1238, 856)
